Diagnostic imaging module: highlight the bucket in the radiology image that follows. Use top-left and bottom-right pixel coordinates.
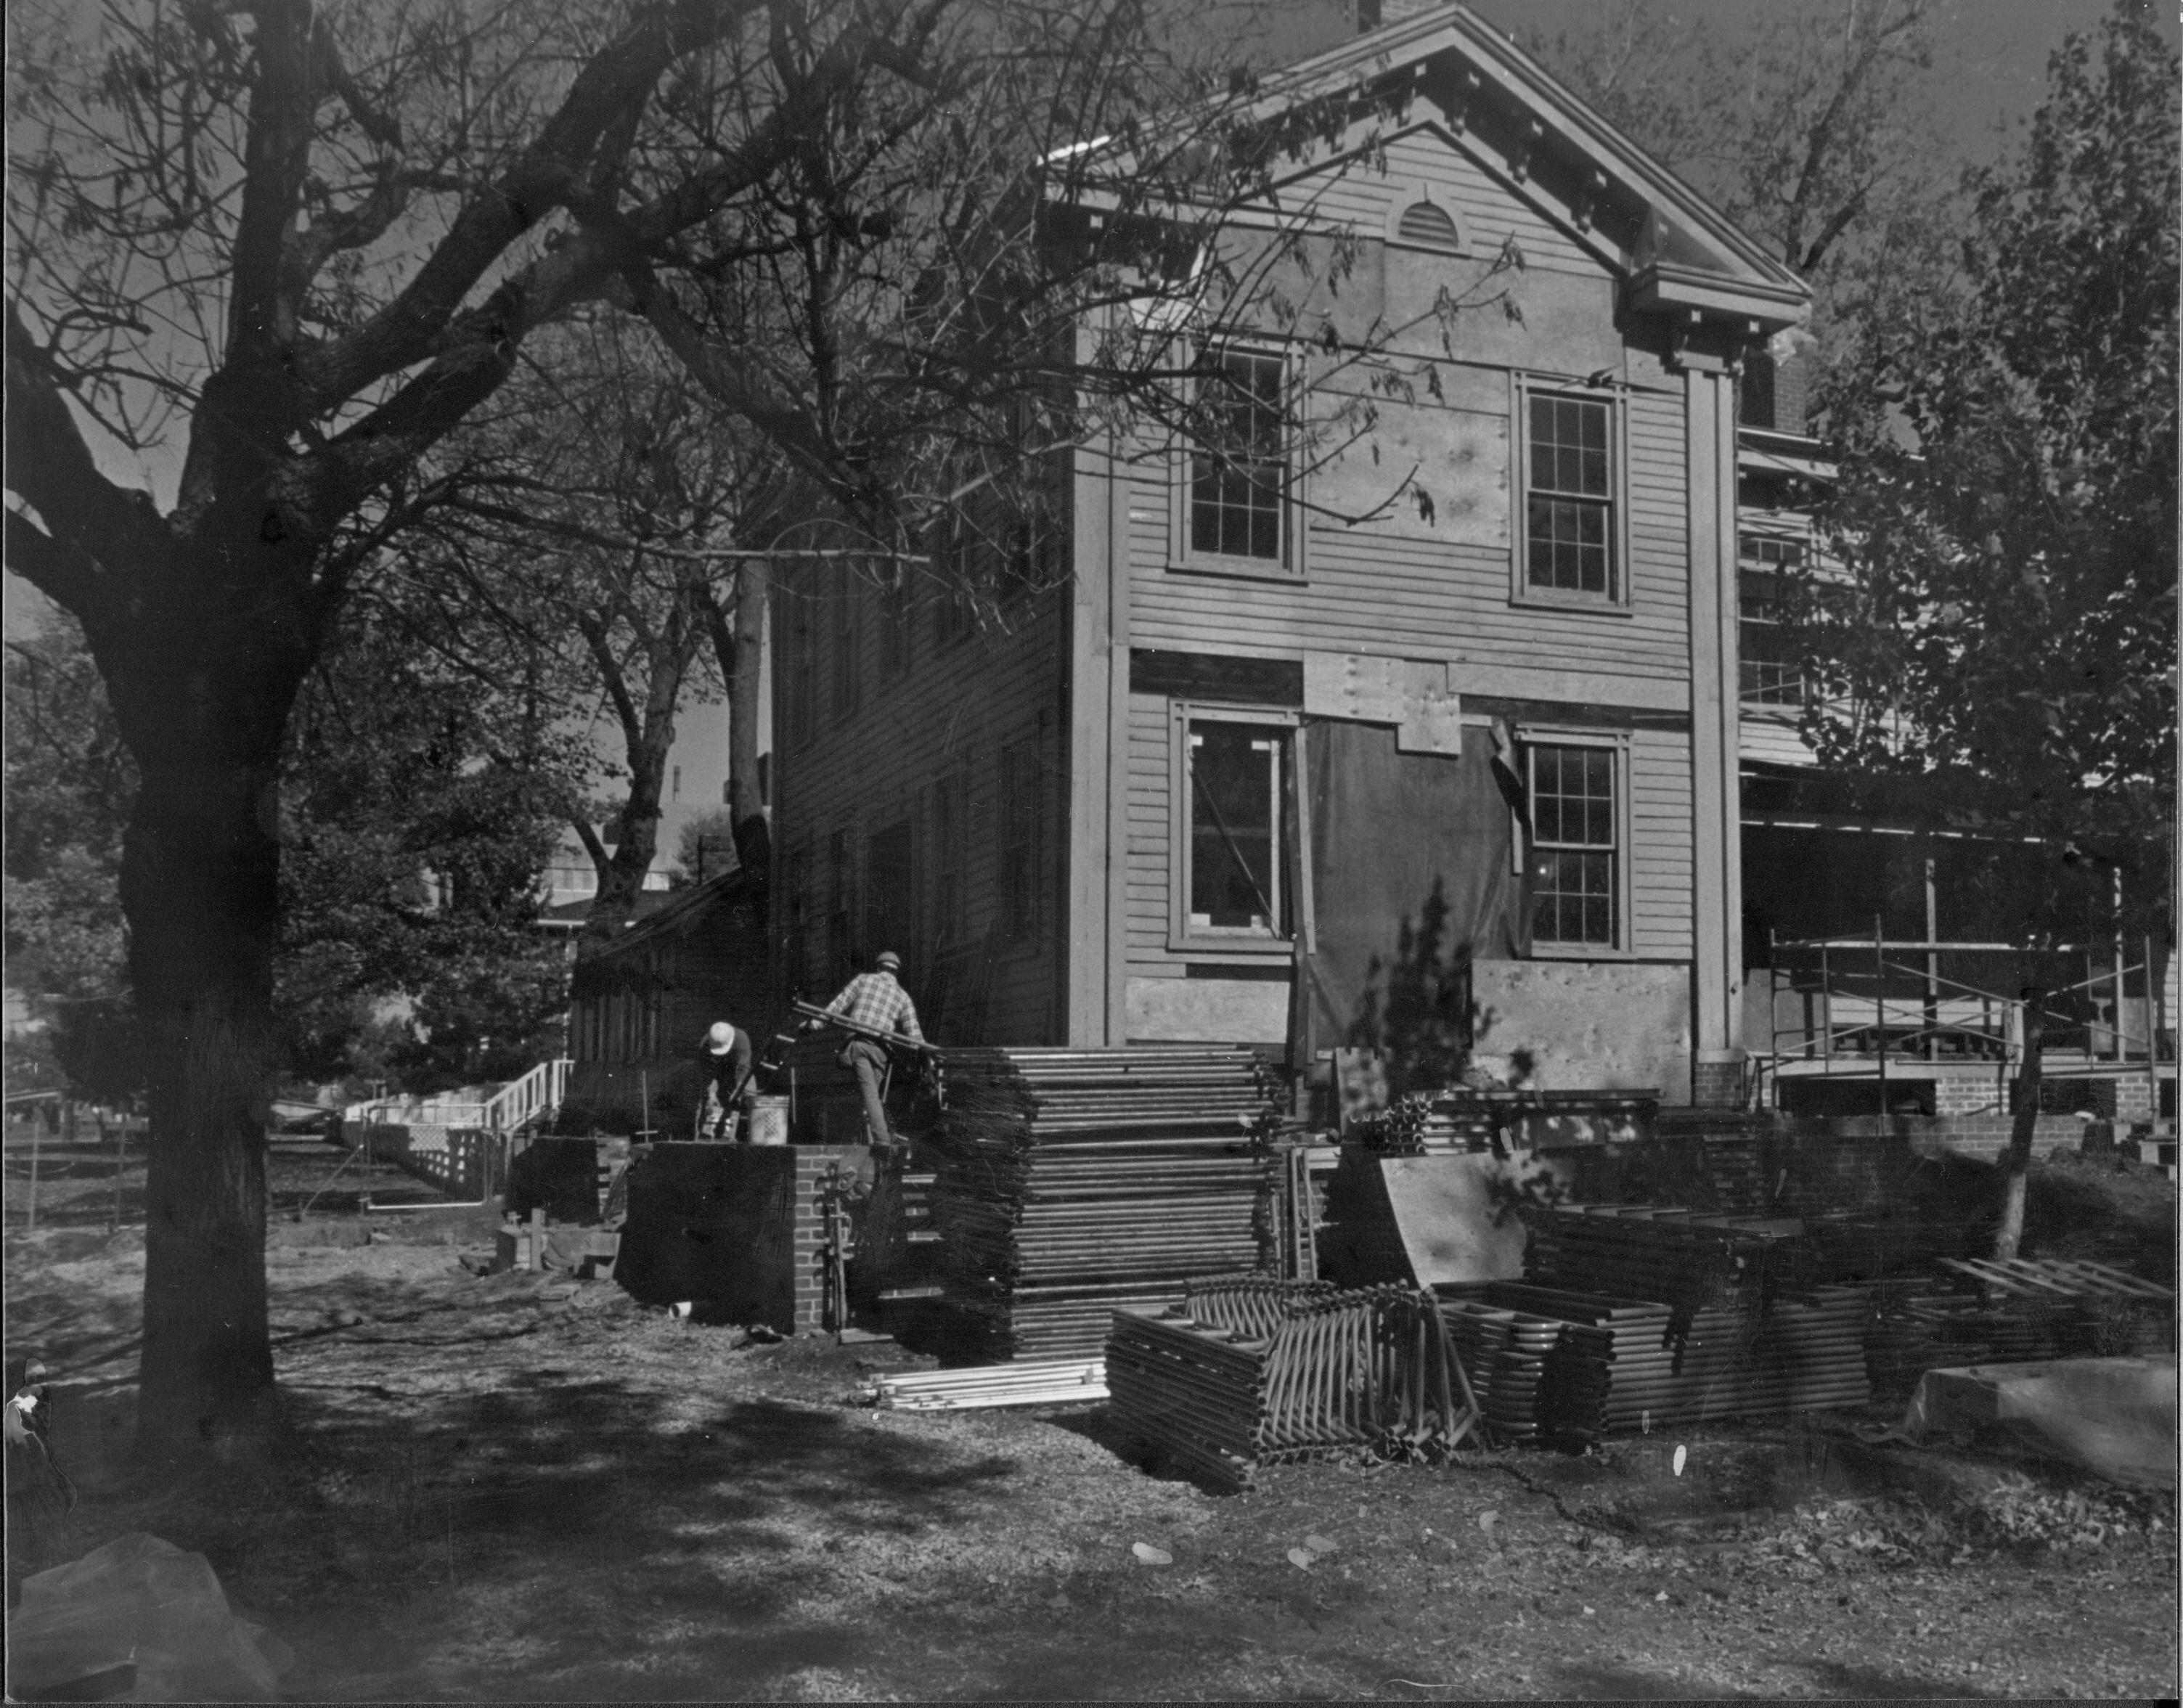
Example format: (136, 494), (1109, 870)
(749, 1095), (791, 1146)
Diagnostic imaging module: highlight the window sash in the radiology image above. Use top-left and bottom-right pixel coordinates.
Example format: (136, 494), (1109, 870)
(1186, 723), (1286, 935)
(1188, 348), (1289, 565)
(1522, 390), (1617, 600)
(1527, 742), (1619, 949)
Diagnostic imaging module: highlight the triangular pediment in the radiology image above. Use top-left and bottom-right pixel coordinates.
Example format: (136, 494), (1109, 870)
(1233, 3), (1810, 332)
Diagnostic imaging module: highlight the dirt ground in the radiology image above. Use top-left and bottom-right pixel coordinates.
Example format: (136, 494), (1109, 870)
(5, 1130), (2178, 1701)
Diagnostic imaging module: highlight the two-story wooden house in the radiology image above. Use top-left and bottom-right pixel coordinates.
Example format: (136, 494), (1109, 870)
(768, 3), (1810, 1106)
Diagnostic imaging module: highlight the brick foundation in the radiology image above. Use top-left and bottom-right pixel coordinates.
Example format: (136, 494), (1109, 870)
(1689, 1058), (1746, 1108)
(615, 1142), (870, 1334)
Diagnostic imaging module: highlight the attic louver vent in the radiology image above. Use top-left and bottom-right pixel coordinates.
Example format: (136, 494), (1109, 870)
(1395, 200), (1460, 248)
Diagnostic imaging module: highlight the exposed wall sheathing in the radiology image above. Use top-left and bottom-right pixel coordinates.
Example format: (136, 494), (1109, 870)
(770, 565), (1068, 1047)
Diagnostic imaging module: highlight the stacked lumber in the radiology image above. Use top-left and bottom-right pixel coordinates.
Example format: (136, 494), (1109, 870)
(1104, 1278), (1480, 1491)
(860, 1357), (1107, 1411)
(926, 1047), (1277, 1359)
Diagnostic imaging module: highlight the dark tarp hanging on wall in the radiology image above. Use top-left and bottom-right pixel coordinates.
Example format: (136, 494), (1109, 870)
(1294, 719), (1529, 1068)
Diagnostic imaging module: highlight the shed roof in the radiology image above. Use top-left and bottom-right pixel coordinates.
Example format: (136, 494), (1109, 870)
(571, 865), (762, 965)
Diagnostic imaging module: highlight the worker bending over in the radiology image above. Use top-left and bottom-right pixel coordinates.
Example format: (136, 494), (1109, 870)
(696, 1021), (757, 1141)
(809, 950), (923, 1150)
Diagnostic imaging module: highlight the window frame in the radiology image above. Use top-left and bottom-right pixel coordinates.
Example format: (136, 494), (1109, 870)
(1166, 700), (1300, 958)
(1170, 343), (1308, 583)
(1737, 531), (1808, 710)
(1509, 375), (1633, 614)
(1517, 726), (1632, 958)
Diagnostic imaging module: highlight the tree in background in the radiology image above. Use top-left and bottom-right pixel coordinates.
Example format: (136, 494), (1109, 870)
(3, 620), (138, 1103)
(1525, 0), (1954, 425)
(1798, 3), (2179, 1254)
(1804, 3), (2176, 915)
(399, 312), (795, 939)
(279, 604), (578, 1091)
(5, 601), (579, 1101)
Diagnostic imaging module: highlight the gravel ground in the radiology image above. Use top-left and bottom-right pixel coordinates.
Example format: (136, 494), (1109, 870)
(5, 1136), (2176, 1699)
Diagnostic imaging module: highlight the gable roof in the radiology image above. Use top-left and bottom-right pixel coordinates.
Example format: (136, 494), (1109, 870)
(1066, 2), (1809, 337)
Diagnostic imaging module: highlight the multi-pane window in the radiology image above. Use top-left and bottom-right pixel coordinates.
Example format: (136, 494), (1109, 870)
(1737, 534), (1805, 706)
(1186, 721), (1288, 936)
(1525, 393), (1615, 597)
(1189, 349), (1289, 564)
(1529, 743), (1617, 948)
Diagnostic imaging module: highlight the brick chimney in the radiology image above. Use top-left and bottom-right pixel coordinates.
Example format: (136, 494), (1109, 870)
(1355, 0), (1449, 31)
(1740, 343), (1812, 435)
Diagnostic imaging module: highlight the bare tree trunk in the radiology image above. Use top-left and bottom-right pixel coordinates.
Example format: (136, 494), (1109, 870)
(1993, 986), (2046, 1261)
(121, 735), (286, 1466)
(585, 771), (666, 939)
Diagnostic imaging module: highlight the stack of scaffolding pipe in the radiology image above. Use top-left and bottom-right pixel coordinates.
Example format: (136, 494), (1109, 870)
(1522, 1204), (1803, 1307)
(928, 1047), (1277, 1359)
(1488, 1280), (1872, 1442)
(861, 1357), (1107, 1410)
(1437, 1294), (1563, 1441)
(1866, 1260), (2174, 1401)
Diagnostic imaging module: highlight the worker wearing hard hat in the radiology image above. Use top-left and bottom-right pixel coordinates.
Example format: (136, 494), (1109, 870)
(695, 1020), (758, 1141)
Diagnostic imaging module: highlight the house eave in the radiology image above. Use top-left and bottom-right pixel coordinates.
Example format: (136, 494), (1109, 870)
(1626, 264), (1808, 335)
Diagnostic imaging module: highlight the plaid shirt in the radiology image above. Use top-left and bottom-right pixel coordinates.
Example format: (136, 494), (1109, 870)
(825, 971), (924, 1043)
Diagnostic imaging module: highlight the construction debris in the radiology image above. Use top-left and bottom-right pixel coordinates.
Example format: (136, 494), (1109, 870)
(923, 1047), (1278, 1359)
(862, 1357), (1108, 1410)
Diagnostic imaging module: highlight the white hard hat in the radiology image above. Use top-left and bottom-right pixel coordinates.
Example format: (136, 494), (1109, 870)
(703, 1022), (735, 1055)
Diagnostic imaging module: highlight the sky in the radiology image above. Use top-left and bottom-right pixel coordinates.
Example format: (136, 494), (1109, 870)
(3, 0), (2163, 640)
(1460, 0), (2128, 163)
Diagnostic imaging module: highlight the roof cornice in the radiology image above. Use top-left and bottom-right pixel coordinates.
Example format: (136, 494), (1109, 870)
(1226, 3), (1811, 332)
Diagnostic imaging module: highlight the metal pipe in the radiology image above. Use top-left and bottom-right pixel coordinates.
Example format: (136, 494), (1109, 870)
(1875, 915), (1887, 1112)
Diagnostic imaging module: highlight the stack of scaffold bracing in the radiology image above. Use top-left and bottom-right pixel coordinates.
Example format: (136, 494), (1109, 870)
(1103, 1275), (1482, 1492)
(924, 1047), (1280, 1359)
(1864, 1257), (2174, 1401)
